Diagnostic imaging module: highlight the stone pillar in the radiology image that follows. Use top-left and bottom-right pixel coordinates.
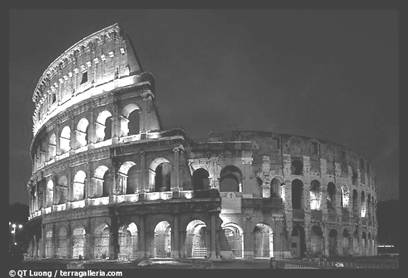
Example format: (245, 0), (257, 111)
(40, 224), (46, 258)
(33, 234), (38, 259)
(111, 102), (120, 144)
(209, 214), (217, 259)
(140, 151), (147, 192)
(141, 216), (150, 258)
(55, 125), (61, 156)
(243, 217), (254, 259)
(67, 223), (73, 259)
(67, 168), (73, 209)
(85, 233), (94, 260)
(109, 230), (119, 260)
(110, 161), (118, 202)
(52, 223), (57, 258)
(88, 110), (96, 146)
(84, 163), (92, 206)
(172, 145), (184, 191)
(323, 225), (329, 257)
(179, 229), (187, 258)
(172, 216), (180, 258)
(303, 180), (312, 255)
(69, 119), (76, 155)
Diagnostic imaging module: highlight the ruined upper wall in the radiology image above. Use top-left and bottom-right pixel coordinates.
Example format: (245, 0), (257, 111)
(205, 130), (375, 184)
(32, 23), (143, 136)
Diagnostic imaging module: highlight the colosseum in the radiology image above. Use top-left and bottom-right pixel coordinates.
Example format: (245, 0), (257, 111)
(25, 23), (378, 262)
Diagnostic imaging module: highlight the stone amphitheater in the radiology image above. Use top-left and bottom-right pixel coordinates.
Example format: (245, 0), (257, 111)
(25, 23), (377, 261)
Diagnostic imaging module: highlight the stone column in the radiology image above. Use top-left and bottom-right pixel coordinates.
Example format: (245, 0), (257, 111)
(138, 217), (146, 258)
(172, 216), (180, 258)
(172, 145), (184, 191)
(70, 119), (76, 155)
(84, 163), (92, 206)
(40, 224), (46, 258)
(111, 101), (120, 144)
(303, 180), (312, 256)
(85, 233), (94, 260)
(323, 225), (329, 257)
(140, 151), (147, 192)
(109, 229), (119, 260)
(110, 161), (119, 203)
(55, 125), (61, 156)
(88, 110), (96, 147)
(67, 223), (73, 259)
(179, 229), (187, 258)
(209, 214), (217, 259)
(52, 223), (57, 258)
(243, 216), (254, 259)
(66, 168), (73, 209)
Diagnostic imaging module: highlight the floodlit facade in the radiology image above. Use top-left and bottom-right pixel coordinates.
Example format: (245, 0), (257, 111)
(25, 23), (377, 261)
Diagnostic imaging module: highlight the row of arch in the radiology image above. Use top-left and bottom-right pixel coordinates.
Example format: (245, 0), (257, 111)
(290, 179), (375, 219)
(31, 163), (250, 211)
(33, 221), (274, 260)
(34, 104), (142, 169)
(291, 225), (376, 257)
(36, 158), (173, 208)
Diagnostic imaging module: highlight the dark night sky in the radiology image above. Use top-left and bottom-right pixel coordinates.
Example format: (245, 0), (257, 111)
(9, 10), (398, 204)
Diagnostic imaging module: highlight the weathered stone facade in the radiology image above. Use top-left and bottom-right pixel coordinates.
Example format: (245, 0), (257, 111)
(25, 23), (377, 261)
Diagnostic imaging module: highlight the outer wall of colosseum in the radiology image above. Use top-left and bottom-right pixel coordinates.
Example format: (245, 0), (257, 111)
(25, 23), (377, 261)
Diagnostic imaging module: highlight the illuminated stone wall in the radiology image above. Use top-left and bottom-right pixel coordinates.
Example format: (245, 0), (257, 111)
(25, 24), (377, 261)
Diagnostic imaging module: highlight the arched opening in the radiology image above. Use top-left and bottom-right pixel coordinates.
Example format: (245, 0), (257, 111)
(222, 223), (244, 259)
(352, 190), (358, 216)
(118, 161), (140, 194)
(310, 225), (323, 257)
(291, 225), (306, 258)
(76, 118), (89, 147)
(291, 157), (303, 175)
(60, 126), (71, 153)
(361, 232), (367, 256)
(291, 179), (304, 210)
(45, 230), (53, 258)
(95, 110), (112, 142)
(254, 223), (273, 258)
(342, 229), (351, 256)
(270, 178), (281, 198)
(219, 165), (242, 192)
(94, 224), (110, 259)
(368, 233), (372, 256)
(56, 176), (68, 204)
(46, 180), (54, 207)
(92, 165), (110, 197)
(127, 165), (139, 194)
(352, 167), (358, 185)
(310, 180), (321, 210)
(56, 227), (68, 258)
(72, 226), (86, 259)
(341, 185), (350, 208)
(72, 170), (86, 201)
(327, 182), (336, 212)
(329, 229), (338, 257)
(121, 103), (140, 137)
(185, 220), (208, 258)
(118, 223), (138, 260)
(149, 158), (171, 192)
(192, 168), (210, 191)
(48, 133), (57, 160)
(360, 191), (366, 217)
(153, 221), (172, 258)
(128, 110), (140, 135)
